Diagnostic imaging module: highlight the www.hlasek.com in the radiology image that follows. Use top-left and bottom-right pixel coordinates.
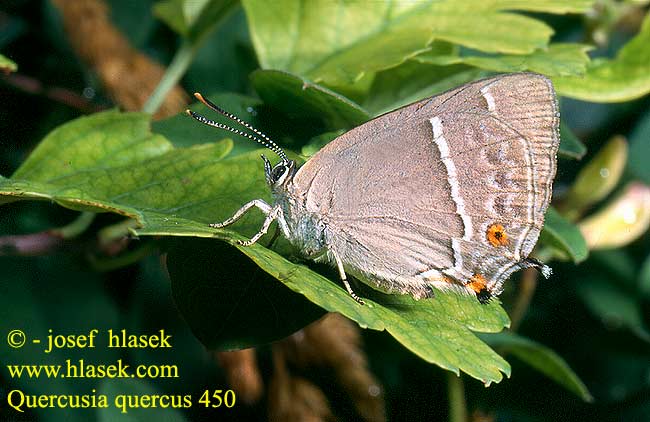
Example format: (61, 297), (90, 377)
(7, 359), (178, 379)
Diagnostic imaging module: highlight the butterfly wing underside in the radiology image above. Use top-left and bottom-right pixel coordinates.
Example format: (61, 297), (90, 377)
(292, 73), (559, 298)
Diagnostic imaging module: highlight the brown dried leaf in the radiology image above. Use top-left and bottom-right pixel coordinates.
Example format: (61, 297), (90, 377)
(269, 345), (335, 422)
(51, 0), (188, 119)
(283, 313), (386, 422)
(471, 409), (496, 422)
(214, 348), (264, 405)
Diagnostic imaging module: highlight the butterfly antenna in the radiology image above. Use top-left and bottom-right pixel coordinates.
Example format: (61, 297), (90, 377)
(186, 93), (289, 162)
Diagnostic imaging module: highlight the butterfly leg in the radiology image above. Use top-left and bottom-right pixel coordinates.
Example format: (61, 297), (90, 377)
(239, 206), (283, 246)
(209, 199), (272, 229)
(332, 250), (365, 305)
(209, 199), (283, 246)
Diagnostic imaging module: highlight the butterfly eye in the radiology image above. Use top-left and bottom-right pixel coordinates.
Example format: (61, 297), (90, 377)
(271, 164), (288, 183)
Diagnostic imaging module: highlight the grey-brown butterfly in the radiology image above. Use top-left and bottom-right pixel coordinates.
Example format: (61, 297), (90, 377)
(187, 73), (559, 305)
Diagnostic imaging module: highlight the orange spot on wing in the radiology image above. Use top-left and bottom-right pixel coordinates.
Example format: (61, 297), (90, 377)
(467, 274), (487, 293)
(468, 274), (492, 304)
(486, 223), (509, 247)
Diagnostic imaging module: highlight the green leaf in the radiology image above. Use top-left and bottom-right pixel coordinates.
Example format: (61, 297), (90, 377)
(251, 69), (371, 129)
(144, 223), (510, 384)
(483, 332), (593, 402)
(180, 232), (512, 385)
(242, 0), (594, 86)
(153, 0), (238, 41)
(153, 0), (188, 35)
(488, 0), (594, 13)
(559, 119), (587, 160)
(186, 0), (238, 41)
(12, 110), (174, 182)
(166, 238), (327, 350)
(540, 207), (589, 263)
(576, 272), (650, 342)
(415, 43), (593, 77)
(364, 61), (484, 116)
(0, 109), (512, 385)
(0, 54), (17, 73)
(553, 11), (650, 102)
(3, 110), (234, 222)
(153, 92), (266, 153)
(563, 135), (627, 216)
(301, 130), (342, 157)
(182, 0), (215, 26)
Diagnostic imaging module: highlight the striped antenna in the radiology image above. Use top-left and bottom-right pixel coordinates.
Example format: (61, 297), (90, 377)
(186, 93), (288, 162)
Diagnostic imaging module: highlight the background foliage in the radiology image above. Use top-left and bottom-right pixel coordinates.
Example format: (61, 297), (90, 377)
(1, 0), (649, 420)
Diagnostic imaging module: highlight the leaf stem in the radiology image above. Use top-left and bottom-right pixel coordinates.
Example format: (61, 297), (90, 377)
(142, 39), (196, 115)
(447, 372), (467, 422)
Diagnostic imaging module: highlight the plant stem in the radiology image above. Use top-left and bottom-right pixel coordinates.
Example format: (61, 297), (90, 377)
(88, 242), (156, 272)
(97, 218), (140, 246)
(447, 372), (467, 422)
(142, 0), (239, 116)
(510, 268), (539, 332)
(54, 212), (96, 238)
(142, 39), (196, 115)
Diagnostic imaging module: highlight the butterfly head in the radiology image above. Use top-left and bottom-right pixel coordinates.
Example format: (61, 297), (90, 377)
(262, 155), (296, 191)
(185, 93), (293, 191)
